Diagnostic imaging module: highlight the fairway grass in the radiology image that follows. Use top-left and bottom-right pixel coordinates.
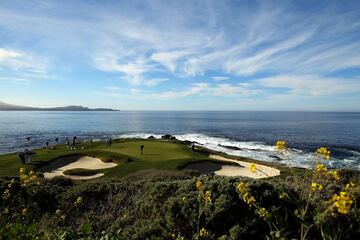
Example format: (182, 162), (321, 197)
(0, 139), (210, 178)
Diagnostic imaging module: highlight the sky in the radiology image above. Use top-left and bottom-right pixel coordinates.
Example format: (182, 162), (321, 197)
(0, 0), (360, 111)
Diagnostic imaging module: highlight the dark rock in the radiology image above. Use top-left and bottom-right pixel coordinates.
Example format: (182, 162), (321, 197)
(161, 134), (176, 140)
(270, 155), (282, 161)
(218, 144), (242, 150)
(147, 136), (156, 139)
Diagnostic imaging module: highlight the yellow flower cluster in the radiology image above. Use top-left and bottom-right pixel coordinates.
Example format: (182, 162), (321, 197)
(311, 182), (323, 192)
(314, 164), (340, 182)
(258, 207), (269, 219)
(199, 227), (209, 237)
(332, 192), (353, 214)
(55, 209), (66, 221)
(2, 208), (9, 215)
(195, 180), (212, 204)
(315, 163), (327, 174)
(316, 147), (331, 160)
(236, 181), (270, 220)
(236, 182), (248, 193)
(242, 192), (256, 207)
(74, 196), (83, 207)
(345, 181), (357, 190)
(327, 170), (340, 181)
(249, 163), (256, 173)
(275, 140), (287, 152)
(22, 208), (28, 216)
(279, 192), (288, 199)
(204, 191), (212, 204)
(7, 179), (16, 188)
(19, 168), (39, 187)
(237, 182), (256, 207)
(196, 180), (203, 191)
(1, 189), (10, 200)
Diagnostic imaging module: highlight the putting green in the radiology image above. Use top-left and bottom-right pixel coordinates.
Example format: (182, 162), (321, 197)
(0, 139), (210, 178)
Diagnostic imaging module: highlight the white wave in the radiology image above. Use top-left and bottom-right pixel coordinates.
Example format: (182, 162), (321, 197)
(175, 133), (317, 168)
(117, 133), (163, 139)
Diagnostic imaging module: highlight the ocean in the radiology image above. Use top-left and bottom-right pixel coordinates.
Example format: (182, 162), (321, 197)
(0, 111), (359, 169)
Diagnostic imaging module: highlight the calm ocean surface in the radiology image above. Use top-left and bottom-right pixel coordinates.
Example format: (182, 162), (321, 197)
(0, 111), (359, 169)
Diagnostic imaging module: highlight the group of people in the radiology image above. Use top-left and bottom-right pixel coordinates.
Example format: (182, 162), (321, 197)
(18, 148), (36, 164)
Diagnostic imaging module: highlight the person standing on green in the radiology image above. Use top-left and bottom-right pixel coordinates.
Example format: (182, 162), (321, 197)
(140, 145), (144, 155)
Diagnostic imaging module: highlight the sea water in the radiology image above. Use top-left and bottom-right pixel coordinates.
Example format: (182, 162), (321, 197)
(0, 111), (359, 169)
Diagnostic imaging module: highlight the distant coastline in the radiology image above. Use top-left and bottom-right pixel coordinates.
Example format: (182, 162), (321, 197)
(0, 101), (118, 111)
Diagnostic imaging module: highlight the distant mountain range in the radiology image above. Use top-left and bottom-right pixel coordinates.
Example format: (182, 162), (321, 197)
(0, 101), (118, 111)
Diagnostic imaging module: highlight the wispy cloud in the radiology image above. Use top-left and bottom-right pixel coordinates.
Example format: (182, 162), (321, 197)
(212, 76), (229, 81)
(0, 48), (48, 82)
(255, 75), (360, 96)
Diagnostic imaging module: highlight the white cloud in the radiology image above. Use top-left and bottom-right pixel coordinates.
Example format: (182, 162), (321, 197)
(0, 48), (48, 82)
(94, 54), (156, 85)
(104, 86), (122, 92)
(151, 50), (192, 72)
(149, 83), (209, 99)
(0, 48), (46, 72)
(256, 75), (360, 96)
(143, 78), (168, 87)
(212, 76), (229, 81)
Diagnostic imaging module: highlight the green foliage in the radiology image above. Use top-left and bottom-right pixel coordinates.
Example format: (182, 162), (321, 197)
(1, 174), (359, 239)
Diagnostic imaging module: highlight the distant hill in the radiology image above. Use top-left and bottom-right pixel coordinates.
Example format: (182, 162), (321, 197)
(0, 101), (118, 111)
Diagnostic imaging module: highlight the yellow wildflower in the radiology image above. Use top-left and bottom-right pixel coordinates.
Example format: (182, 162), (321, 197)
(3, 208), (9, 215)
(327, 170), (340, 181)
(55, 209), (62, 216)
(74, 196), (83, 206)
(345, 181), (357, 190)
(275, 140), (287, 152)
(316, 147), (331, 160)
(236, 182), (247, 193)
(60, 215), (66, 221)
(196, 180), (203, 191)
(199, 227), (209, 237)
(2, 189), (10, 200)
(22, 208), (28, 216)
(182, 196), (187, 202)
(204, 191), (212, 203)
(242, 192), (256, 207)
(279, 192), (287, 199)
(311, 182), (323, 192)
(249, 163), (256, 173)
(315, 163), (327, 174)
(19, 168), (26, 175)
(258, 207), (268, 219)
(7, 179), (16, 188)
(29, 170), (35, 176)
(332, 192), (353, 214)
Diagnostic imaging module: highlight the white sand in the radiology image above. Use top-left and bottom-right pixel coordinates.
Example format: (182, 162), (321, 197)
(38, 156), (117, 180)
(209, 154), (280, 179)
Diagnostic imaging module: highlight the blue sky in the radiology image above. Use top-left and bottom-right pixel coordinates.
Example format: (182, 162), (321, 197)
(0, 0), (360, 110)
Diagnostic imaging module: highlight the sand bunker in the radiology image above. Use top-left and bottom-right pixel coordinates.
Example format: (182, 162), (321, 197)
(38, 156), (117, 180)
(185, 154), (280, 179)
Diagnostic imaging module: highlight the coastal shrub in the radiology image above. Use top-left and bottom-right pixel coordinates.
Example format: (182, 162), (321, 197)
(1, 170), (359, 239)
